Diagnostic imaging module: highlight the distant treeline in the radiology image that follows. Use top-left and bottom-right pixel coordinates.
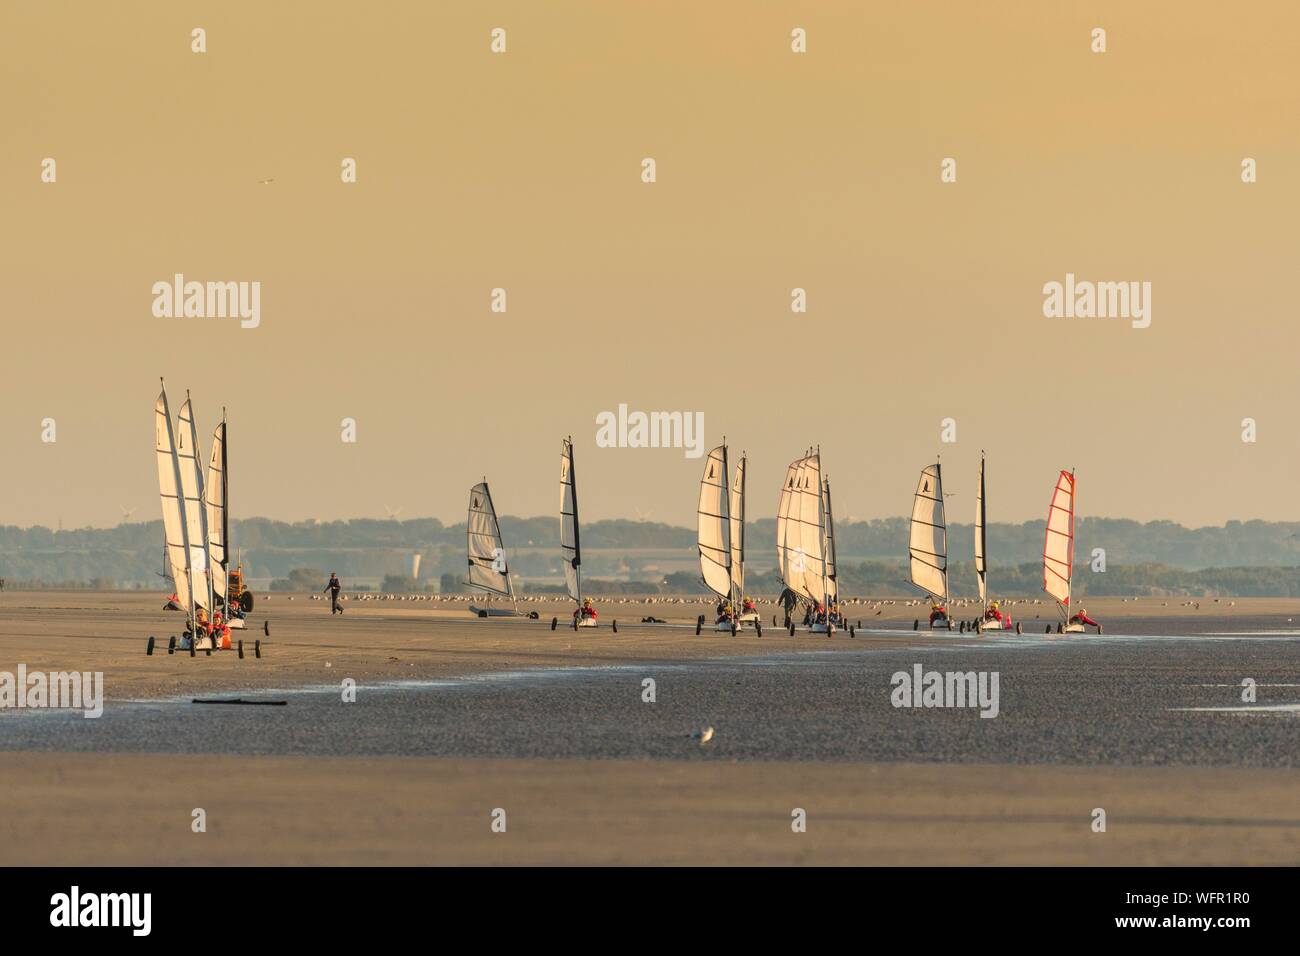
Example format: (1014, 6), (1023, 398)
(665, 561), (1300, 599)
(2, 516), (1300, 594)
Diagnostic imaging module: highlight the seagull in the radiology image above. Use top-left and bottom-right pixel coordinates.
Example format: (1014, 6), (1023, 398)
(690, 726), (715, 745)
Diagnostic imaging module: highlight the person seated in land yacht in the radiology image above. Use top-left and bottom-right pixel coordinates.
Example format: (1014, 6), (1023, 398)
(210, 612), (232, 649)
(741, 596), (757, 616)
(716, 600), (736, 624)
(983, 600), (1010, 626)
(928, 599), (948, 626)
(1068, 606), (1101, 632)
(574, 597), (598, 622)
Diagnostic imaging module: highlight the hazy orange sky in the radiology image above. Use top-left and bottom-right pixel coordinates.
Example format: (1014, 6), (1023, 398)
(2, 2), (1297, 529)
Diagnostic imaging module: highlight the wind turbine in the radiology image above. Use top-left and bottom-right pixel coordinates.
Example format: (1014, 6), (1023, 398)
(384, 504), (403, 520)
(118, 505), (137, 524)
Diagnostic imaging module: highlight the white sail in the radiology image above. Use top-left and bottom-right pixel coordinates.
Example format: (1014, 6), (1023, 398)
(559, 438), (581, 603)
(788, 452), (829, 603)
(775, 459), (800, 587)
(1043, 469), (1075, 610)
(975, 454), (987, 605)
(176, 396), (211, 612)
(729, 454), (746, 599)
(697, 445), (733, 600)
(909, 462), (948, 601)
(155, 387), (192, 612)
(823, 476), (838, 600)
(466, 481), (512, 597)
(205, 416), (228, 605)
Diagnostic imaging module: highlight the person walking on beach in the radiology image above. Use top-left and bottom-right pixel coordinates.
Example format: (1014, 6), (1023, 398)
(324, 572), (344, 614)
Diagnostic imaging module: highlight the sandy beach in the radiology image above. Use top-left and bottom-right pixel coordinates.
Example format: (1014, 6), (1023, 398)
(3, 753), (1297, 866)
(3, 590), (1297, 702)
(2, 591), (1297, 866)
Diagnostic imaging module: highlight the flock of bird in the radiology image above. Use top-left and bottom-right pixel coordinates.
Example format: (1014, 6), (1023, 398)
(254, 595), (1249, 620)
(267, 593), (1058, 610)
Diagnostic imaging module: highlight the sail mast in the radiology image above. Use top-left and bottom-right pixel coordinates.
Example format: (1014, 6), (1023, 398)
(817, 450), (827, 611)
(1071, 469), (1077, 617)
(941, 462), (948, 610)
(205, 408), (229, 610)
(730, 452), (746, 605)
(975, 452), (987, 615)
(560, 437), (582, 607)
(823, 471), (836, 605)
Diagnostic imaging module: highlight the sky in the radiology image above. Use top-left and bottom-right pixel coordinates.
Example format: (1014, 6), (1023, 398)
(2, 1), (1297, 530)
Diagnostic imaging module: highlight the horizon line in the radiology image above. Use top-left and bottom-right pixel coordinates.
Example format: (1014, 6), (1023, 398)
(5, 514), (1298, 534)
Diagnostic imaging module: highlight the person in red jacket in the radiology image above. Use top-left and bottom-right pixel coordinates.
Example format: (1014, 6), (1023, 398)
(211, 612), (232, 650)
(983, 600), (1010, 626)
(1069, 607), (1101, 632)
